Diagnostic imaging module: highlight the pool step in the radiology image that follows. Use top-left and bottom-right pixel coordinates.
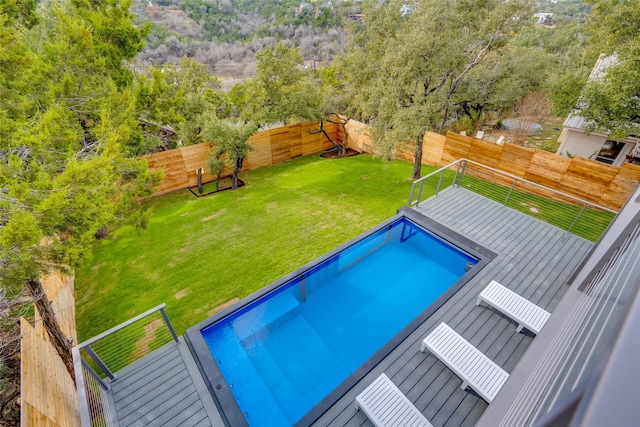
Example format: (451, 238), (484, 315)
(206, 330), (290, 426)
(249, 315), (343, 423)
(231, 290), (300, 341)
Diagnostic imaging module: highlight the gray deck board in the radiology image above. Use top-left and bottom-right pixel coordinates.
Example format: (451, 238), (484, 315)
(313, 187), (593, 427)
(109, 340), (224, 427)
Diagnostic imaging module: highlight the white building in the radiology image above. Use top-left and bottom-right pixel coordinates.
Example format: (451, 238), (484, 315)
(556, 54), (640, 166)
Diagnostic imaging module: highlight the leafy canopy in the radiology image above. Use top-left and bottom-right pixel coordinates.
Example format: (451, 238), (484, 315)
(579, 0), (640, 139)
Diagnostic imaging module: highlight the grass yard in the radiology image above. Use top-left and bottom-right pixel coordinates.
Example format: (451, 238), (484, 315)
(75, 154), (420, 341)
(75, 152), (615, 344)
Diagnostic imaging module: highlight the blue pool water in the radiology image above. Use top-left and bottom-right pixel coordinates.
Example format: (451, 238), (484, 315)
(201, 218), (477, 426)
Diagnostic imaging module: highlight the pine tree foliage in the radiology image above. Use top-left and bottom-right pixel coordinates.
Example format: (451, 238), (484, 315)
(0, 0), (156, 378)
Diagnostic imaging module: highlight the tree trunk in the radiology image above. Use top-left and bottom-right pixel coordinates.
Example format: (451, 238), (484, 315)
(26, 280), (75, 382)
(438, 105), (450, 134)
(412, 134), (425, 180)
(314, 120), (346, 157)
(232, 158), (243, 190)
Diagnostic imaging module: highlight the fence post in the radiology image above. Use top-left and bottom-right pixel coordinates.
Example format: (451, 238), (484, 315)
(567, 203), (587, 234)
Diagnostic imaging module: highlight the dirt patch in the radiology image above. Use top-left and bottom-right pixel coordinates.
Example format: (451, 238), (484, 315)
(132, 318), (164, 358)
(202, 208), (228, 222)
(175, 288), (191, 299)
(266, 202), (279, 213)
(208, 298), (240, 316)
(90, 261), (107, 271)
(188, 178), (245, 197)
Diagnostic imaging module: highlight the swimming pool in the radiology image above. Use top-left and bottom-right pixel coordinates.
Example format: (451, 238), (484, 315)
(186, 208), (492, 426)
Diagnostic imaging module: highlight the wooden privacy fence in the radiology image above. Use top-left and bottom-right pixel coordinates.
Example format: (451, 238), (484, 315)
(143, 121), (339, 195)
(20, 271), (80, 427)
(342, 120), (640, 211)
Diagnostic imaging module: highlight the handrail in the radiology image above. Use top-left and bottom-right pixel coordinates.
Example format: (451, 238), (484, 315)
(72, 304), (180, 427)
(408, 158), (618, 240)
(75, 303), (174, 348)
(409, 158), (617, 214)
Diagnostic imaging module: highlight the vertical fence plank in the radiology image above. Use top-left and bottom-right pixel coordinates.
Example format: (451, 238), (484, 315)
(21, 318), (80, 427)
(143, 121), (340, 195)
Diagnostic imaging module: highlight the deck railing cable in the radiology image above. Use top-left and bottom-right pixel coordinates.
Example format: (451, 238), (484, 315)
(72, 304), (179, 427)
(408, 159), (618, 241)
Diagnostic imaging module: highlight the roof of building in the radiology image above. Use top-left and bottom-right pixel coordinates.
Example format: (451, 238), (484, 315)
(563, 54), (618, 133)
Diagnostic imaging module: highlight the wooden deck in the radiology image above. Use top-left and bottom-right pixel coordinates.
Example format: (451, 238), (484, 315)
(109, 340), (224, 427)
(312, 187), (593, 427)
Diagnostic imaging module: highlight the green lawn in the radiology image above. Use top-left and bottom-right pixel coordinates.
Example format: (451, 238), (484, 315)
(75, 154), (420, 341)
(75, 153), (615, 343)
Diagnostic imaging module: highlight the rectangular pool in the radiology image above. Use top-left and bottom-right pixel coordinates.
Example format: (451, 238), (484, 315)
(186, 209), (490, 426)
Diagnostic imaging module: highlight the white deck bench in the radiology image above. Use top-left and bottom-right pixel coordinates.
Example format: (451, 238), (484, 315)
(420, 323), (509, 403)
(476, 280), (551, 335)
(355, 373), (432, 427)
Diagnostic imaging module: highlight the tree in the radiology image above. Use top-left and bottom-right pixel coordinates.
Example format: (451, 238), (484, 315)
(0, 0), (155, 380)
(69, 0), (149, 87)
(203, 120), (257, 190)
(239, 42), (321, 125)
(134, 56), (222, 150)
(340, 0), (533, 179)
(305, 66), (352, 157)
(451, 45), (551, 128)
(206, 151), (225, 191)
(577, 0), (640, 140)
(509, 92), (552, 145)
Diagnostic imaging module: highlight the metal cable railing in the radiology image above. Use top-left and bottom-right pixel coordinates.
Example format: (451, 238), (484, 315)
(409, 159), (618, 241)
(72, 304), (179, 427)
(498, 209), (640, 426)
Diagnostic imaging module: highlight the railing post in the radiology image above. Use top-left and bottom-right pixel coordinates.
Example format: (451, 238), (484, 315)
(453, 160), (461, 187)
(84, 345), (116, 381)
(416, 181), (425, 207)
(81, 359), (110, 391)
(160, 306), (180, 343)
(567, 203), (587, 234)
(505, 178), (518, 206)
(408, 182), (417, 206)
(75, 352), (96, 427)
(458, 160), (467, 186)
(435, 169), (444, 196)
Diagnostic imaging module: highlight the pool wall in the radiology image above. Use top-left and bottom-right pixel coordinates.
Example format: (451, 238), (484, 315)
(185, 207), (496, 426)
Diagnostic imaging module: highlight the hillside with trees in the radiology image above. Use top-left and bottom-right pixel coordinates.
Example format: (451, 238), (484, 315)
(132, 0), (358, 89)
